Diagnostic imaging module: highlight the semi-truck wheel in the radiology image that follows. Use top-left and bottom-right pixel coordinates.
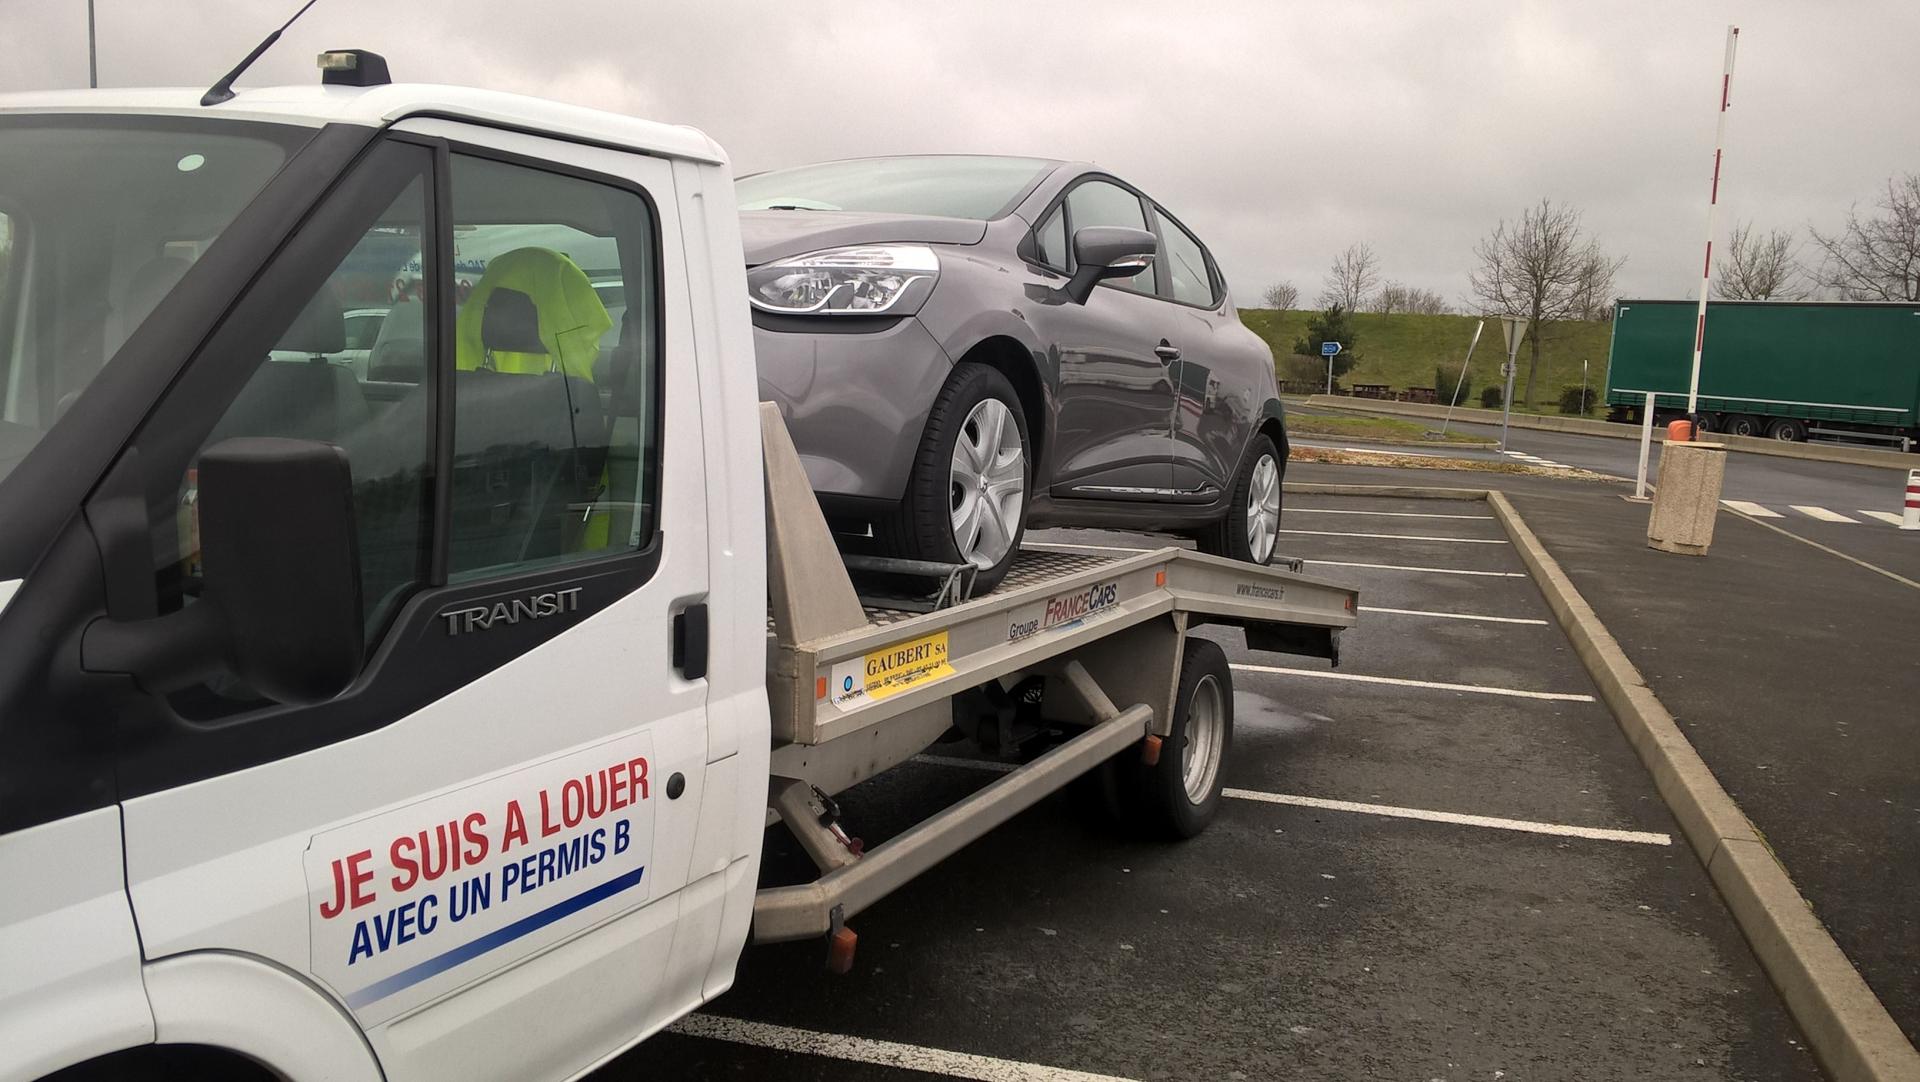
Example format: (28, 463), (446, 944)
(1767, 418), (1807, 442)
(1117, 637), (1234, 839)
(1725, 414), (1764, 438)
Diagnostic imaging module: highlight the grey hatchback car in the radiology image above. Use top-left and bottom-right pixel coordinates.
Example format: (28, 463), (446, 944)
(739, 155), (1286, 590)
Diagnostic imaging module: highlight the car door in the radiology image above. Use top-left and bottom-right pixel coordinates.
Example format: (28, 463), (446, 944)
(1154, 204), (1245, 498)
(108, 128), (717, 1081)
(1038, 178), (1179, 498)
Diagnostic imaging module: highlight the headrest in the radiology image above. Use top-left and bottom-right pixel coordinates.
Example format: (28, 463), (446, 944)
(278, 288), (348, 355)
(481, 287), (547, 355)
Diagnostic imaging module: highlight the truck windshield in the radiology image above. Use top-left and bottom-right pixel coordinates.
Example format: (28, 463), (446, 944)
(0, 116), (310, 484)
(736, 155), (1054, 220)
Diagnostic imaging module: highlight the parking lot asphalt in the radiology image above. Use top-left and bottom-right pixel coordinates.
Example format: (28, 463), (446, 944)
(1504, 481), (1920, 1049)
(604, 478), (1824, 1081)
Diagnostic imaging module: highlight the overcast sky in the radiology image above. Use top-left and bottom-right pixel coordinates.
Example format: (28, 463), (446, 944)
(7, 0), (1916, 309)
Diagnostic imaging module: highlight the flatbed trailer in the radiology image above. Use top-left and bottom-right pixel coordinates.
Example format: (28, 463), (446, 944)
(752, 406), (1357, 954)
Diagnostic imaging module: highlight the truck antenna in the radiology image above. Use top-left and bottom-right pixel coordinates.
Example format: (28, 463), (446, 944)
(200, 0), (325, 107)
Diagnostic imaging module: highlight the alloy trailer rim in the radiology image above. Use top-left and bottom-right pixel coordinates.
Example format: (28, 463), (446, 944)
(1246, 453), (1280, 564)
(949, 398), (1026, 570)
(1182, 672), (1226, 804)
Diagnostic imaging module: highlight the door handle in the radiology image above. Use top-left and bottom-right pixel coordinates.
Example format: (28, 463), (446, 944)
(1154, 341), (1181, 362)
(672, 603), (709, 680)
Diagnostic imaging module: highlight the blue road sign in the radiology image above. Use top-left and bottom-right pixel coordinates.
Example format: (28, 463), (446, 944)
(1321, 341), (1342, 357)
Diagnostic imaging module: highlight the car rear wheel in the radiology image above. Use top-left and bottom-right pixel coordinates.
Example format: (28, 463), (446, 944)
(883, 362), (1030, 593)
(1197, 435), (1281, 565)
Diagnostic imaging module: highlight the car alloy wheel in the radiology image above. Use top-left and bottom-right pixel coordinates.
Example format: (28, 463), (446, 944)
(949, 398), (1026, 570)
(1245, 452), (1280, 564)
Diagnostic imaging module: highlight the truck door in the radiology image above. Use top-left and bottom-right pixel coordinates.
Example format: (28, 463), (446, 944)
(103, 130), (719, 1080)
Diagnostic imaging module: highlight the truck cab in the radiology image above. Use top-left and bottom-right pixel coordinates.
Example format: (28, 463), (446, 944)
(0, 75), (769, 1081)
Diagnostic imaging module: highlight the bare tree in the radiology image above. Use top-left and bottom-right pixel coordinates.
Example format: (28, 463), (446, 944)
(1318, 242), (1380, 311)
(1807, 173), (1920, 301)
(1405, 287), (1450, 315)
(1369, 281), (1410, 314)
(1468, 199), (1624, 407)
(1714, 220), (1804, 299)
(1261, 281), (1300, 310)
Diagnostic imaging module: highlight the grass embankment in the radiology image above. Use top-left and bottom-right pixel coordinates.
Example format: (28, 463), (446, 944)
(1239, 309), (1613, 415)
(1284, 412), (1488, 444)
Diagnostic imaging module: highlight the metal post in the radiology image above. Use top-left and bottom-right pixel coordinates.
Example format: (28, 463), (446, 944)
(1499, 335), (1521, 452)
(1325, 352), (1332, 396)
(86, 0), (98, 88)
(1635, 391), (1656, 499)
(1581, 359), (1589, 415)
(1438, 319), (1484, 437)
(1686, 25), (1740, 436)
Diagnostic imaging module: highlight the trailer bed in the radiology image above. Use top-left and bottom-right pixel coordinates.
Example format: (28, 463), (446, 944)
(768, 543), (1356, 744)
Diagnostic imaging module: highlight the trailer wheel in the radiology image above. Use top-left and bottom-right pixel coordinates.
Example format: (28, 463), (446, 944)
(1118, 637), (1234, 839)
(1725, 414), (1764, 438)
(1767, 418), (1807, 442)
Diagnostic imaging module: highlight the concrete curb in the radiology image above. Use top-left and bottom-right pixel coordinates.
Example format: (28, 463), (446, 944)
(1290, 431), (1500, 450)
(1486, 490), (1920, 1082)
(1304, 395), (1917, 471)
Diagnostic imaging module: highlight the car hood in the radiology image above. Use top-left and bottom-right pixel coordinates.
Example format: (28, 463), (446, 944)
(739, 210), (988, 266)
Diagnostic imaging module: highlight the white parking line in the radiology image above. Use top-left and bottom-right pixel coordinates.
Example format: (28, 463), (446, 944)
(909, 758), (1668, 846)
(1278, 528), (1508, 544)
(1360, 605), (1549, 626)
(670, 1016), (1140, 1082)
(1307, 559), (1527, 578)
(1720, 500), (1782, 518)
(1230, 663), (1596, 703)
(1222, 789), (1671, 846)
(1859, 510), (1905, 526)
(1792, 505), (1858, 524)
(1289, 507), (1496, 521)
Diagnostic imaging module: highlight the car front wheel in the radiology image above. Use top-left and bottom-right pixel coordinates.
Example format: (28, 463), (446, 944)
(883, 362), (1030, 592)
(1198, 434), (1281, 565)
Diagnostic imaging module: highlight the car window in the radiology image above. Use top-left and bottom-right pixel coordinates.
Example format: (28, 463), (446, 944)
(1065, 181), (1157, 295)
(1159, 210), (1216, 306)
(442, 153), (659, 581)
(1034, 205), (1068, 270)
(180, 174), (434, 642)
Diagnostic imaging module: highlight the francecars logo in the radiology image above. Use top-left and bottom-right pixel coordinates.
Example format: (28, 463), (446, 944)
(1042, 580), (1120, 629)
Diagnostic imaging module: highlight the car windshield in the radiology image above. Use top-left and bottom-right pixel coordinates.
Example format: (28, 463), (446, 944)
(736, 155), (1054, 219)
(0, 115), (309, 484)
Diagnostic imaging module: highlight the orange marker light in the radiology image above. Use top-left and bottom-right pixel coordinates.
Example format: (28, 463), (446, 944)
(816, 677), (828, 700)
(1155, 570), (1166, 587)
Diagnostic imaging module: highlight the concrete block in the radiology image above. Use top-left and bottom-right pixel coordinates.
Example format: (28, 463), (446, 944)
(1647, 441), (1728, 555)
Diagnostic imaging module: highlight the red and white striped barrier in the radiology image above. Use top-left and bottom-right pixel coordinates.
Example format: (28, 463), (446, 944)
(1903, 468), (1919, 531)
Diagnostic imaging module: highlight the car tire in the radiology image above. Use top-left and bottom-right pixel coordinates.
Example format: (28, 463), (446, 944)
(882, 362), (1030, 593)
(1197, 434), (1282, 565)
(1112, 637), (1234, 840)
(1767, 418), (1807, 442)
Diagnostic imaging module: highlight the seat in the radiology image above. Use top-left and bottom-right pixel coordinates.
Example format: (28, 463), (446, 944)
(208, 289), (370, 446)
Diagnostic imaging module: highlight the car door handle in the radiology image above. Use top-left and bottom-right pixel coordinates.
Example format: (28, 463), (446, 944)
(1154, 341), (1181, 362)
(672, 603), (709, 680)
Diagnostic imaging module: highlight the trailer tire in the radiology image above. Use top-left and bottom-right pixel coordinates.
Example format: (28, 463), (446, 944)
(1117, 637), (1234, 839)
(1725, 414), (1764, 438)
(1767, 418), (1807, 442)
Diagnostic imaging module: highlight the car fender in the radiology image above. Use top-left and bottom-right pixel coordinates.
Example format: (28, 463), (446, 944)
(142, 951), (381, 1081)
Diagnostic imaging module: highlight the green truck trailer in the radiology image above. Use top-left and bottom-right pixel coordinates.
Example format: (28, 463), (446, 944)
(1604, 299), (1920, 447)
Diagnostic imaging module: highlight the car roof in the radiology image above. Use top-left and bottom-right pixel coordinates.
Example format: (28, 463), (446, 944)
(0, 83), (727, 165)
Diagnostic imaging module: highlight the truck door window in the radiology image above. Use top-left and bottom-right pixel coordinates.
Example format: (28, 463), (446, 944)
(433, 153), (660, 580)
(175, 173), (434, 649)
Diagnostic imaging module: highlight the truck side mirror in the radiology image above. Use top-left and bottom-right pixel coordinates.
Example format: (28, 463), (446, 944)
(1062, 226), (1158, 305)
(83, 438), (366, 706)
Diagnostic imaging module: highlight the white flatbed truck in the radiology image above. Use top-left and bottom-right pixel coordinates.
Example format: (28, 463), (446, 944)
(0, 60), (1357, 1082)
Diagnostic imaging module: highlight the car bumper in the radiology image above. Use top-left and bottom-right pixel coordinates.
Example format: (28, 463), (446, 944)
(753, 316), (953, 502)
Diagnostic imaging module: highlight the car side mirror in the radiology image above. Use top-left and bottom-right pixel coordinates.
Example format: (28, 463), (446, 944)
(1062, 226), (1158, 304)
(83, 437), (366, 706)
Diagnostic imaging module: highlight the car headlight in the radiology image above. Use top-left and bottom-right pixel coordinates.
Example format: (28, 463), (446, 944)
(747, 245), (939, 315)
